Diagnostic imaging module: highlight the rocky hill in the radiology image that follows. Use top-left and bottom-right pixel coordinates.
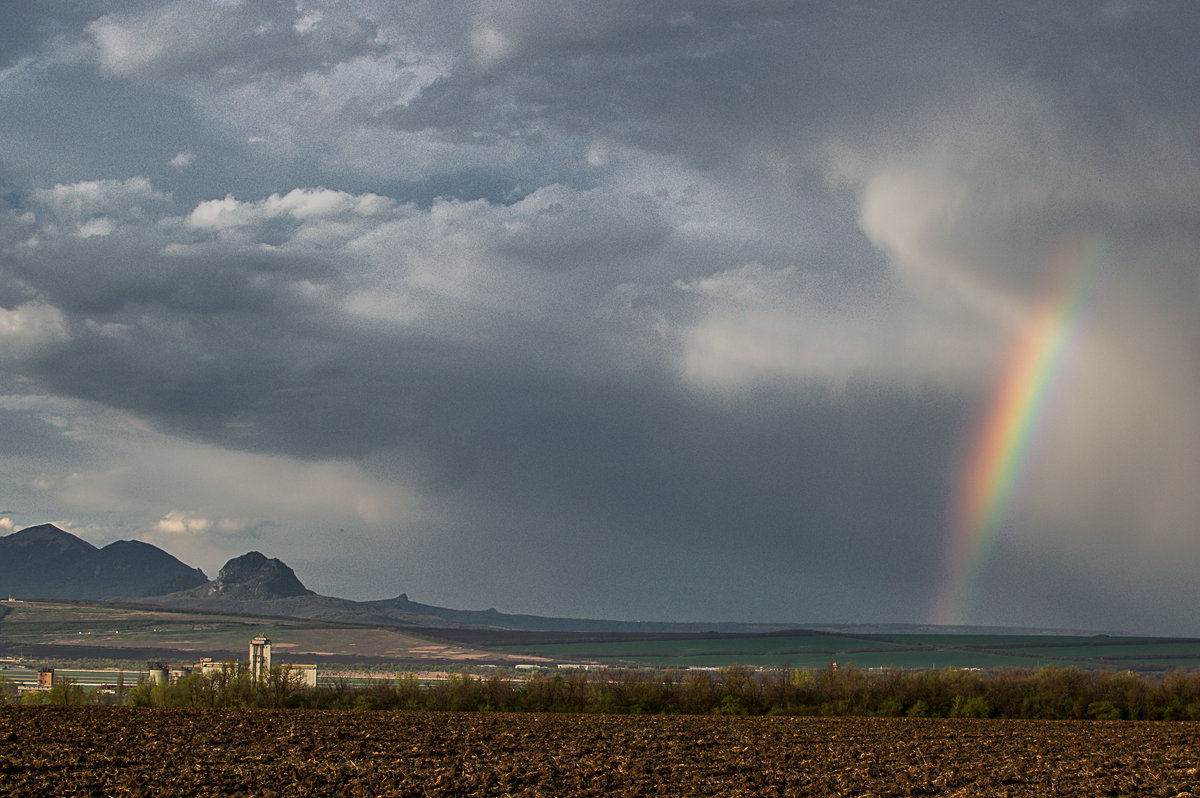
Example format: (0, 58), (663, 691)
(149, 552), (468, 625)
(197, 551), (313, 600)
(0, 524), (208, 600)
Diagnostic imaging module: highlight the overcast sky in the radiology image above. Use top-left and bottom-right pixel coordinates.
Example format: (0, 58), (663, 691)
(2, 1), (1198, 634)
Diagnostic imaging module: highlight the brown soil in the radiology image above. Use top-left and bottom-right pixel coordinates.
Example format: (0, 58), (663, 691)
(2, 707), (1199, 796)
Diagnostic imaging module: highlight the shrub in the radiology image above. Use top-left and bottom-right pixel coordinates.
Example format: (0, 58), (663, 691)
(1087, 701), (1122, 720)
(0, 676), (17, 706)
(906, 700), (931, 718)
(93, 659), (1200, 720)
(714, 695), (748, 715)
(950, 695), (992, 718)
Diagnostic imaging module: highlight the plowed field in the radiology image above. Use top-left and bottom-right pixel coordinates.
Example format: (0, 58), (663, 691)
(2, 707), (1199, 796)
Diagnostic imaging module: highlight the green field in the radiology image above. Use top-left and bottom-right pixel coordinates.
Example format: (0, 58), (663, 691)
(7, 600), (1200, 673)
(0, 600), (512, 667)
(0, 599), (340, 657)
(496, 632), (1200, 672)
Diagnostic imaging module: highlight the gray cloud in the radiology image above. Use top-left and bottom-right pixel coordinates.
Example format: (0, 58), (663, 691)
(1, 0), (1198, 633)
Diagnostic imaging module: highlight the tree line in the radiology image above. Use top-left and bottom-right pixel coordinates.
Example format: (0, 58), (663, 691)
(7, 664), (1200, 720)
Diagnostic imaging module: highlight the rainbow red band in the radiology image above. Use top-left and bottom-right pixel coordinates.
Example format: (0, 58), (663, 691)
(936, 234), (1109, 625)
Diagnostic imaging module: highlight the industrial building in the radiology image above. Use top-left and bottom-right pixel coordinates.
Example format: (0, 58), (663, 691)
(249, 636), (271, 683)
(146, 637), (317, 687)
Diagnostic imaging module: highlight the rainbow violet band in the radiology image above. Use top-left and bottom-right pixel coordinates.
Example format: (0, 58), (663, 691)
(936, 234), (1110, 626)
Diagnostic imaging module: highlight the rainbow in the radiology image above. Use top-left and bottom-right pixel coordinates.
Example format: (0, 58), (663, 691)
(936, 234), (1109, 626)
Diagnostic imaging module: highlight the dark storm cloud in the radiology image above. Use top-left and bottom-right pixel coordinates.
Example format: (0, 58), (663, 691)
(1, 0), (1198, 633)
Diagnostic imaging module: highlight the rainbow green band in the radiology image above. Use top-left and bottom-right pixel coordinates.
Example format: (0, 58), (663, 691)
(937, 234), (1108, 625)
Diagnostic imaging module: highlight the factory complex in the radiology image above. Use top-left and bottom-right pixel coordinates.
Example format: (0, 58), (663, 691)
(3, 636), (319, 695)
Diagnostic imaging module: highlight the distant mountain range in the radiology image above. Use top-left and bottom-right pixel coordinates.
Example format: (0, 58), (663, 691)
(4, 524), (1116, 637)
(359, 594), (794, 635)
(0, 524), (208, 599)
(0, 524), (792, 634)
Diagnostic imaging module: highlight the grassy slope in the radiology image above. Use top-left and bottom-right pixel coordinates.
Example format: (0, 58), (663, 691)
(0, 600), (513, 666)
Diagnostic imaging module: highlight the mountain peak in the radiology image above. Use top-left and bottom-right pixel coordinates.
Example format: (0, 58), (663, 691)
(4, 523), (98, 556)
(210, 551), (312, 599)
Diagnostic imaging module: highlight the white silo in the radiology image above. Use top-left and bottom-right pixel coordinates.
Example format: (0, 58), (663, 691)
(249, 636), (272, 683)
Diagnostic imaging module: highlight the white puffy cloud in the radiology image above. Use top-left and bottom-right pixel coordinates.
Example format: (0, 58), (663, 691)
(186, 187), (395, 230)
(152, 509), (251, 537)
(30, 177), (169, 223)
(0, 302), (69, 359)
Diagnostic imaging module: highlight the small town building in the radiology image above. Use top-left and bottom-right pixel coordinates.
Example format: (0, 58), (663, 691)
(290, 664), (318, 687)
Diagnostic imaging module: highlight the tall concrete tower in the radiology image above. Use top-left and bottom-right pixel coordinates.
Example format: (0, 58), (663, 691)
(249, 636), (272, 683)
